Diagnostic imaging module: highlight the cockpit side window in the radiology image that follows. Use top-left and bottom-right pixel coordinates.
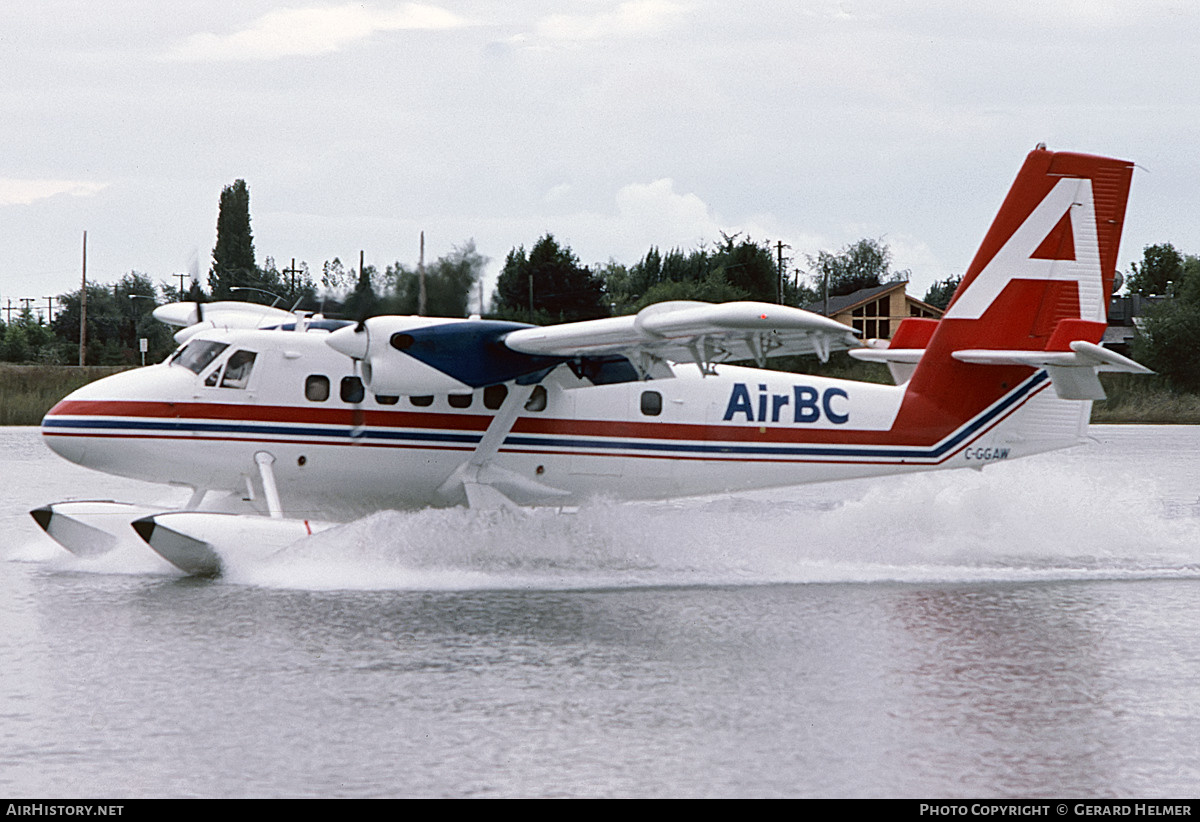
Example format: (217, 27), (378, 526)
(171, 341), (229, 375)
(220, 350), (257, 389)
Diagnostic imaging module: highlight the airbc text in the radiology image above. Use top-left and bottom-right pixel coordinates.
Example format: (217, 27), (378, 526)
(723, 382), (850, 425)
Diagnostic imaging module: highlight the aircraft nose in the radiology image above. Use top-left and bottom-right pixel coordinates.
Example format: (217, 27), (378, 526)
(41, 391), (90, 466)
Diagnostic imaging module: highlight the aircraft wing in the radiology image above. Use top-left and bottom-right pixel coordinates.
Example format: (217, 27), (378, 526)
(153, 301), (299, 343)
(502, 301), (858, 371)
(326, 300), (859, 395)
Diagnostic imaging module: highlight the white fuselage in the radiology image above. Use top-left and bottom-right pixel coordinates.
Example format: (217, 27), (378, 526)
(41, 324), (1081, 519)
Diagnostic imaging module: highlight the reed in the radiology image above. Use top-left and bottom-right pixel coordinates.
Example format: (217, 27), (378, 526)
(1092, 373), (1200, 424)
(0, 364), (130, 426)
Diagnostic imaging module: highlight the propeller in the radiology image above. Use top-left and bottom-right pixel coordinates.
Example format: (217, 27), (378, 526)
(230, 287), (286, 308)
(186, 249), (204, 324)
(350, 291), (373, 437)
(348, 358), (368, 441)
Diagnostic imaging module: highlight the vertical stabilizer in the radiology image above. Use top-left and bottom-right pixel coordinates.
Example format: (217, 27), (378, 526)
(897, 147), (1135, 434)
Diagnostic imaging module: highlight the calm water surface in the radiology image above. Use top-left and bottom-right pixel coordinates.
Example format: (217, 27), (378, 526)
(2, 425), (1199, 798)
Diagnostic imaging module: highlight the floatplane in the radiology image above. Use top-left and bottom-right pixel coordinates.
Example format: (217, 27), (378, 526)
(32, 147), (1149, 575)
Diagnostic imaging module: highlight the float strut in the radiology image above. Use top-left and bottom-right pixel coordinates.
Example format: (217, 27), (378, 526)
(254, 451), (283, 519)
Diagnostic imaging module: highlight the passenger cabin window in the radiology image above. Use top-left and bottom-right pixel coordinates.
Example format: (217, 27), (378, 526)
(483, 385), (508, 410)
(340, 376), (365, 404)
(410, 396), (434, 407)
(375, 394), (399, 405)
(448, 393), (472, 409)
(306, 375), (330, 402)
(640, 390), (662, 416)
(171, 341), (229, 375)
(525, 385), (547, 412)
(220, 350), (257, 389)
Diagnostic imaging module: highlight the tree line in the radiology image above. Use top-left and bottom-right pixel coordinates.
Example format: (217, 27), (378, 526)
(0, 230), (938, 366)
(1, 176), (925, 366)
(6, 177), (1196, 396)
(1123, 242), (1200, 391)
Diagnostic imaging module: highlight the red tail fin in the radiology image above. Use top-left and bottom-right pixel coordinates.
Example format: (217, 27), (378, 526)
(900, 147), (1135, 425)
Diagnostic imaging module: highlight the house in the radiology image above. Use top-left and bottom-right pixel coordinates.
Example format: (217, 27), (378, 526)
(1104, 294), (1163, 356)
(804, 279), (1156, 354)
(803, 280), (943, 340)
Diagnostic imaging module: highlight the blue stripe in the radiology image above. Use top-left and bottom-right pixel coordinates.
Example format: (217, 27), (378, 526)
(42, 417), (481, 446)
(507, 371), (1044, 460)
(42, 371), (1048, 461)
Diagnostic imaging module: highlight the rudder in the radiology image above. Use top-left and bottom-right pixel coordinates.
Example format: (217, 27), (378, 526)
(901, 146), (1138, 428)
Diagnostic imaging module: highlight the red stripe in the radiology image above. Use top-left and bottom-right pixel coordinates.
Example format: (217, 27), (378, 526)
(46, 397), (965, 448)
(42, 382), (1048, 464)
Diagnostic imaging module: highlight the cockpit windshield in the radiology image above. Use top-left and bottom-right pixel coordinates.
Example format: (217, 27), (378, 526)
(170, 340), (229, 375)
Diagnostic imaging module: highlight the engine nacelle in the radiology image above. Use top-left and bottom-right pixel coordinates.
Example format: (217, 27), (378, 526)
(326, 317), (563, 395)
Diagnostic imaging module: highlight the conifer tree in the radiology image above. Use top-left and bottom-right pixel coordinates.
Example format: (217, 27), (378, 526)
(493, 234), (608, 323)
(208, 180), (257, 299)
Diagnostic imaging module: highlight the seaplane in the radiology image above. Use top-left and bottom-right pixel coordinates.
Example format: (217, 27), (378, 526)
(32, 146), (1150, 576)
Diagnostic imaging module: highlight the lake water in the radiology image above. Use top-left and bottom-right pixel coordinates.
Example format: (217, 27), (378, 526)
(2, 424), (1200, 798)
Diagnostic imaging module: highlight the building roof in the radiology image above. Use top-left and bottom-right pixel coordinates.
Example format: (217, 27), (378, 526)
(803, 280), (928, 317)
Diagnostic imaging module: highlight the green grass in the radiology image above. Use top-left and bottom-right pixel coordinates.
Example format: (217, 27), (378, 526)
(0, 364), (131, 426)
(1091, 373), (1200, 424)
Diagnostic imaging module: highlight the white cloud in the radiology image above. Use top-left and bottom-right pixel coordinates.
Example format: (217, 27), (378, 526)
(543, 183), (573, 204)
(536, 0), (689, 41)
(0, 178), (108, 207)
(165, 2), (469, 62)
(615, 178), (715, 235)
(618, 178), (706, 214)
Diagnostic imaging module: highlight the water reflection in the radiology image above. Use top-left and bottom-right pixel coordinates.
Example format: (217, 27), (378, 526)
(890, 582), (1200, 797)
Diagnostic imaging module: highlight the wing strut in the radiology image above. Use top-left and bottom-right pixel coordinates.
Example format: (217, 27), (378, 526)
(434, 382), (568, 509)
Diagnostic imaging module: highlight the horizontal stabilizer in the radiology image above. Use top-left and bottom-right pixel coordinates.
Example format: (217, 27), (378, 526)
(952, 340), (1152, 400)
(847, 348), (925, 384)
(846, 318), (940, 384)
(848, 348), (925, 365)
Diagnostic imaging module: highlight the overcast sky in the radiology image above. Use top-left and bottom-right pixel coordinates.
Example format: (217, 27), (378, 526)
(2, 1), (1196, 317)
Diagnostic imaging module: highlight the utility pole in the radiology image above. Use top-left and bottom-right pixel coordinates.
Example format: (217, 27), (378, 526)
(43, 296), (56, 324)
(282, 259), (302, 295)
(776, 240), (790, 303)
(418, 231), (427, 316)
(80, 231), (87, 366)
